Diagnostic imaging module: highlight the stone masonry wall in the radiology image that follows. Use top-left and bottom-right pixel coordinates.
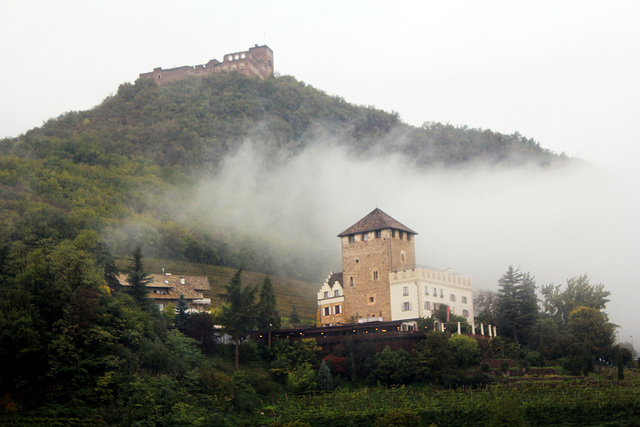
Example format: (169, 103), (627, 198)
(140, 45), (273, 84)
(342, 229), (416, 322)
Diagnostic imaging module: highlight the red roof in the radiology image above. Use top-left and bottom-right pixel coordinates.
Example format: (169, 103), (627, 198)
(338, 208), (417, 237)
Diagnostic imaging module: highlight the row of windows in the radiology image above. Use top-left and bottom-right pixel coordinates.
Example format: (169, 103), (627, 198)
(227, 53), (247, 61)
(348, 230), (412, 243)
(322, 289), (342, 299)
(405, 285), (469, 304)
(322, 305), (342, 316)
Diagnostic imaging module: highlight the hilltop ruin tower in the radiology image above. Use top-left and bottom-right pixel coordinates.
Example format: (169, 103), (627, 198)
(140, 45), (273, 84)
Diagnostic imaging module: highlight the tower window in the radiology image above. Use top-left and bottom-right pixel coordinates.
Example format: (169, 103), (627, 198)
(349, 277), (354, 286)
(369, 296), (375, 303)
(349, 235), (355, 243)
(362, 233), (368, 241)
(375, 230), (382, 239)
(373, 270), (379, 281)
(401, 251), (406, 263)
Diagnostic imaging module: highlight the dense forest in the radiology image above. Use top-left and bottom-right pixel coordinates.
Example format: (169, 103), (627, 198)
(4, 72), (629, 425)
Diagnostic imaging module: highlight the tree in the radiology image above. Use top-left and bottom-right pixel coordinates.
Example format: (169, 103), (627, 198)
(126, 245), (151, 309)
(174, 294), (190, 329)
(290, 304), (301, 327)
(474, 289), (498, 324)
(448, 334), (480, 368)
(541, 275), (611, 326)
(220, 269), (257, 369)
(256, 276), (280, 348)
(495, 266), (538, 345)
(567, 306), (615, 359)
(93, 241), (120, 292)
(316, 360), (334, 392)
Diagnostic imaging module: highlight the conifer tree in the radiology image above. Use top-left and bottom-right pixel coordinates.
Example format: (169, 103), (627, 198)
(220, 269), (257, 369)
(317, 360), (334, 391)
(496, 266), (538, 345)
(126, 245), (151, 309)
(175, 294), (190, 329)
(257, 276), (281, 331)
(290, 304), (301, 328)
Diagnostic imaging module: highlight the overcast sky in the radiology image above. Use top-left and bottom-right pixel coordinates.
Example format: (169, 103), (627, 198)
(2, 1), (639, 344)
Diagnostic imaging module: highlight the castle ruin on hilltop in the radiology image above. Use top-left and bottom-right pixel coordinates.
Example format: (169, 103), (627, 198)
(139, 45), (273, 84)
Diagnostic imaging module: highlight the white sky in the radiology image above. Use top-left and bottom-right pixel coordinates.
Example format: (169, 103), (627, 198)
(2, 1), (639, 345)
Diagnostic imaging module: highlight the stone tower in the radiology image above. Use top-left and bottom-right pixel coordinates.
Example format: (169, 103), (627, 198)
(338, 208), (417, 322)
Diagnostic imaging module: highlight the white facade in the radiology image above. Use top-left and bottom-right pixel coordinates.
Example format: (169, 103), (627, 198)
(317, 273), (345, 326)
(390, 267), (474, 323)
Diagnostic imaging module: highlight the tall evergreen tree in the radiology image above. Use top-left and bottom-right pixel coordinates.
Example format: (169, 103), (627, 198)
(290, 304), (301, 328)
(93, 241), (120, 292)
(220, 269), (257, 369)
(257, 276), (281, 331)
(175, 294), (190, 329)
(126, 245), (151, 309)
(496, 266), (538, 345)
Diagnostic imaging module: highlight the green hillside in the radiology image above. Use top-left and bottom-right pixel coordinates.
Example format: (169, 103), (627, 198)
(0, 72), (565, 288)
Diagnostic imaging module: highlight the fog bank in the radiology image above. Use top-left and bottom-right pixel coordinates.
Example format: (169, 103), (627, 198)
(188, 137), (640, 341)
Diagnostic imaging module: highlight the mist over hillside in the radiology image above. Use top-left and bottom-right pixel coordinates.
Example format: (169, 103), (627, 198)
(1, 69), (638, 346)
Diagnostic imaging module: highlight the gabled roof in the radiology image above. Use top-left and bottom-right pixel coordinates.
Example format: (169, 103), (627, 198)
(117, 273), (210, 300)
(338, 208), (417, 237)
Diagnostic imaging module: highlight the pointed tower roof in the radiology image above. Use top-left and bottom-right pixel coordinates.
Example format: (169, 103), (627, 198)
(338, 208), (417, 237)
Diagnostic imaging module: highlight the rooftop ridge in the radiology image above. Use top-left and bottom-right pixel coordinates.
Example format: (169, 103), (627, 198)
(337, 208), (417, 237)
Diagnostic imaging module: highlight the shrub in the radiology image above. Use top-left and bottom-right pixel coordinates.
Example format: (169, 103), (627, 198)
(287, 363), (317, 394)
(449, 334), (480, 368)
(370, 347), (413, 385)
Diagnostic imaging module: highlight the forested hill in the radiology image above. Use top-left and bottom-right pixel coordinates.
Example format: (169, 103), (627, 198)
(3, 73), (559, 168)
(0, 73), (565, 281)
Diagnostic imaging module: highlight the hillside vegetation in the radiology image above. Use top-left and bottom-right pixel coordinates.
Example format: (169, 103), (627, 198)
(0, 72), (564, 284)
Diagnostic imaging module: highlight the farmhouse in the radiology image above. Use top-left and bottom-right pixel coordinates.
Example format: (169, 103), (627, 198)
(117, 272), (211, 312)
(318, 208), (474, 330)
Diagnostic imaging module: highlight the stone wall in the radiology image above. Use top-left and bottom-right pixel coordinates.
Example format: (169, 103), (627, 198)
(139, 45), (273, 84)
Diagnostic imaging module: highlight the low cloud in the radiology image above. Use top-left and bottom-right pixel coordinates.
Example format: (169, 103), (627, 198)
(186, 132), (639, 340)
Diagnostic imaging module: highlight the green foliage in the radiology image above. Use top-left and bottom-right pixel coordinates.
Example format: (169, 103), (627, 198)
(567, 306), (615, 359)
(316, 360), (334, 392)
(289, 304), (301, 327)
(220, 269), (257, 369)
(411, 331), (454, 382)
(125, 245), (151, 309)
(448, 334), (480, 368)
(257, 276), (281, 331)
(286, 363), (317, 394)
(174, 293), (190, 329)
(541, 275), (611, 326)
(496, 266), (538, 345)
(370, 347), (413, 385)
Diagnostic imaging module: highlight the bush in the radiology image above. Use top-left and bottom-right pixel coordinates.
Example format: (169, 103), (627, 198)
(449, 334), (480, 368)
(370, 347), (413, 385)
(287, 363), (317, 394)
(481, 363), (491, 373)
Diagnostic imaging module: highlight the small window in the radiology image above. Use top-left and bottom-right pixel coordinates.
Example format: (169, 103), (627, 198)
(349, 277), (354, 286)
(433, 287), (437, 296)
(362, 233), (368, 241)
(402, 302), (412, 311)
(462, 296), (468, 304)
(462, 309), (469, 317)
(334, 305), (342, 314)
(369, 296), (374, 303)
(241, 53), (246, 59)
(334, 289), (341, 297)
(407, 234), (412, 241)
(323, 291), (329, 299)
(401, 251), (406, 263)
(440, 289), (444, 298)
(375, 230), (382, 239)
(234, 54), (239, 60)
(373, 270), (379, 281)
(424, 301), (431, 310)
(450, 294), (456, 302)
(323, 307), (331, 316)
(349, 235), (355, 243)
(403, 286), (409, 296)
